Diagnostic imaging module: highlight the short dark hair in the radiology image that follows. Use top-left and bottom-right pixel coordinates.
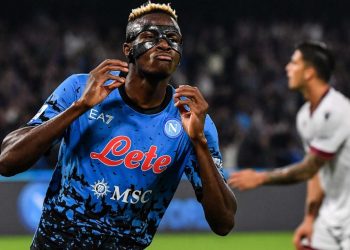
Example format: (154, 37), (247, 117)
(296, 41), (335, 82)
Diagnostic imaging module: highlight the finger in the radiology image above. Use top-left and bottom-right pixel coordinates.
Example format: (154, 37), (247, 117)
(175, 87), (209, 117)
(227, 176), (234, 185)
(227, 178), (242, 189)
(230, 173), (244, 180)
(295, 238), (303, 250)
(306, 234), (312, 245)
(99, 65), (129, 74)
(101, 75), (126, 87)
(177, 84), (201, 92)
(105, 80), (125, 91)
(231, 172), (240, 177)
(228, 177), (242, 187)
(228, 175), (239, 183)
(175, 85), (197, 94)
(174, 89), (198, 101)
(102, 59), (128, 68)
(295, 232), (308, 250)
(178, 84), (191, 88)
(175, 96), (205, 112)
(227, 179), (237, 187)
(173, 97), (187, 114)
(292, 233), (301, 248)
(104, 74), (126, 83)
(174, 100), (190, 116)
(175, 86), (204, 100)
(174, 99), (192, 107)
(175, 103), (190, 116)
(93, 59), (128, 72)
(175, 99), (199, 116)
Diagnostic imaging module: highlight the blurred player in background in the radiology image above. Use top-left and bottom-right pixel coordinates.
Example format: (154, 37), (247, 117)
(228, 41), (350, 250)
(0, 2), (236, 249)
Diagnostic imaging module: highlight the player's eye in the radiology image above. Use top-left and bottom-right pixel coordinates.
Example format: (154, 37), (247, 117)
(166, 33), (182, 44)
(139, 31), (156, 41)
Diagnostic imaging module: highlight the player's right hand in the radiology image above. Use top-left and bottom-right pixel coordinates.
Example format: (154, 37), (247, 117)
(293, 218), (314, 250)
(227, 169), (266, 191)
(78, 59), (129, 109)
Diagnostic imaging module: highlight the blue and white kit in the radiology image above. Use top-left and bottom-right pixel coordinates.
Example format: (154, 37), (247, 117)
(28, 74), (225, 249)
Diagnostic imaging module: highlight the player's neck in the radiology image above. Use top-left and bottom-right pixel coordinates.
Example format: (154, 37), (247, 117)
(304, 80), (330, 113)
(124, 73), (170, 109)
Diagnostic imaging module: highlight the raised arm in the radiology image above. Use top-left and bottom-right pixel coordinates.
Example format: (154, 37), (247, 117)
(174, 85), (237, 236)
(0, 59), (128, 177)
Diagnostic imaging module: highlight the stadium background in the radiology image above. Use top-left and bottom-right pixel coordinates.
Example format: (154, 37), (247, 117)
(0, 0), (349, 249)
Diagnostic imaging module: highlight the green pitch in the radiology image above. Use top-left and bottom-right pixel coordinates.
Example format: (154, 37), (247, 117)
(0, 232), (294, 250)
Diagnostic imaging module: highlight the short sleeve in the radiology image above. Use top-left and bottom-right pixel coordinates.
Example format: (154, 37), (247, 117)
(27, 75), (79, 126)
(184, 115), (225, 201)
(310, 110), (350, 159)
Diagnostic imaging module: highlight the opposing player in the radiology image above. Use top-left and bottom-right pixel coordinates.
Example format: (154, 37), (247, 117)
(0, 2), (236, 249)
(228, 42), (350, 250)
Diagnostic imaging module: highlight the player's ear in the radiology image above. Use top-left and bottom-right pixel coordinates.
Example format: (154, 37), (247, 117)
(304, 66), (315, 81)
(123, 43), (134, 62)
(123, 43), (131, 58)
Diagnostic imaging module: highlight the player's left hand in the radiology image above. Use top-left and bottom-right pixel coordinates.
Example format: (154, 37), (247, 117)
(174, 85), (208, 143)
(228, 169), (266, 190)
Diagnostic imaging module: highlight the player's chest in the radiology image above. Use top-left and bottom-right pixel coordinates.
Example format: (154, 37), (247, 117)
(77, 107), (186, 173)
(297, 112), (324, 141)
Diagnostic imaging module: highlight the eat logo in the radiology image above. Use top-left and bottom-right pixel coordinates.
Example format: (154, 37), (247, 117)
(90, 136), (172, 174)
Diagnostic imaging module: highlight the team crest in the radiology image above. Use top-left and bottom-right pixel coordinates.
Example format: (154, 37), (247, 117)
(164, 119), (182, 138)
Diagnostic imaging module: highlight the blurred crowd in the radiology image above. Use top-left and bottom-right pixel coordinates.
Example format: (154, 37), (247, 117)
(2, 12), (350, 170)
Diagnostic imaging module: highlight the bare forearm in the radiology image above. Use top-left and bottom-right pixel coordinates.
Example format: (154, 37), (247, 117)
(263, 154), (326, 185)
(265, 163), (315, 184)
(0, 101), (88, 176)
(193, 139), (237, 235)
(304, 174), (324, 220)
(305, 199), (322, 219)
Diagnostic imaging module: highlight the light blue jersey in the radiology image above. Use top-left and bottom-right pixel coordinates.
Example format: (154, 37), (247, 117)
(29, 74), (224, 248)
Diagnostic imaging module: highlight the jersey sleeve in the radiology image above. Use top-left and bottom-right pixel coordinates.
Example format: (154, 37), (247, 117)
(309, 109), (350, 159)
(184, 115), (225, 201)
(27, 75), (79, 126)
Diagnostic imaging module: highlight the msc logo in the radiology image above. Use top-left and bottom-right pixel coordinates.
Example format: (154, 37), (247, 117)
(110, 186), (152, 204)
(164, 119), (182, 138)
(90, 135), (172, 174)
(91, 180), (152, 204)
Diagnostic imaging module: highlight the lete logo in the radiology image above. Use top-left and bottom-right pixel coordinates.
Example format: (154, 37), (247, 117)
(90, 135), (172, 174)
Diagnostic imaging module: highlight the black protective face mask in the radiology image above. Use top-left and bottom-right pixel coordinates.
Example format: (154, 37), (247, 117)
(126, 24), (183, 61)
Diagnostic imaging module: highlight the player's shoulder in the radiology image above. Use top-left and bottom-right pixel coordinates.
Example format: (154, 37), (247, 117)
(56, 73), (89, 90)
(320, 89), (350, 121)
(316, 89), (350, 128)
(324, 88), (350, 111)
(204, 114), (218, 139)
(68, 73), (90, 86)
(298, 88), (350, 117)
(204, 114), (216, 130)
(58, 74), (91, 98)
